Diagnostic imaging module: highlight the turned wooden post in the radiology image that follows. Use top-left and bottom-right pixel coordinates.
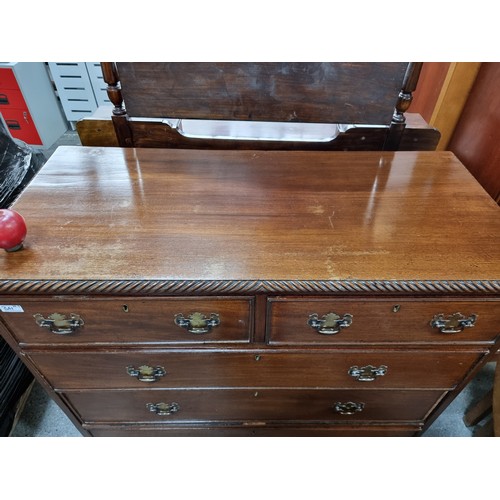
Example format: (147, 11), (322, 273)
(100, 62), (134, 147)
(384, 62), (423, 150)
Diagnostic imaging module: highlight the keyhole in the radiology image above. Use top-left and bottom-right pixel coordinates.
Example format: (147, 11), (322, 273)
(392, 304), (401, 313)
(122, 305), (129, 313)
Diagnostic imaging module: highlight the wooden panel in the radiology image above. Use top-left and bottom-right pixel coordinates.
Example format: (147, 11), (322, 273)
(66, 388), (444, 423)
(448, 62), (500, 204)
(0, 297), (253, 346)
(76, 110), (439, 151)
(410, 62), (450, 123)
(28, 349), (484, 390)
(268, 298), (500, 345)
(430, 62), (482, 150)
(116, 62), (408, 124)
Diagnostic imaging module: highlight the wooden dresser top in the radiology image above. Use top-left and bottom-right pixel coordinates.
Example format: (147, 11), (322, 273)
(1, 147), (499, 295)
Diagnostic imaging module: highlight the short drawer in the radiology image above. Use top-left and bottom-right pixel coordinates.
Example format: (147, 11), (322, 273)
(0, 107), (42, 145)
(28, 349), (485, 390)
(267, 298), (500, 345)
(0, 68), (19, 90)
(0, 88), (28, 108)
(65, 388), (445, 424)
(0, 297), (253, 346)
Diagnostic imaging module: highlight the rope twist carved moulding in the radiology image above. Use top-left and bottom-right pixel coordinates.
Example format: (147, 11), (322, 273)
(0, 279), (499, 296)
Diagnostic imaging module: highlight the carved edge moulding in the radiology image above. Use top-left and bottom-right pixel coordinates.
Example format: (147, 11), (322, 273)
(0, 279), (499, 296)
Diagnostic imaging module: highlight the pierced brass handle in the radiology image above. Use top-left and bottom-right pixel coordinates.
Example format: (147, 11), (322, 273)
(333, 401), (365, 415)
(308, 312), (353, 335)
(146, 402), (180, 416)
(348, 364), (387, 382)
(127, 365), (166, 383)
(33, 313), (84, 335)
(174, 312), (220, 334)
(430, 312), (477, 334)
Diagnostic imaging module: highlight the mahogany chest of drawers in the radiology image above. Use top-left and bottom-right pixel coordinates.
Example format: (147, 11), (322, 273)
(0, 147), (499, 436)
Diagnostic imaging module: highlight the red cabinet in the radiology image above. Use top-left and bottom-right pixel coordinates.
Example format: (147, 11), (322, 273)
(0, 68), (42, 145)
(0, 64), (67, 148)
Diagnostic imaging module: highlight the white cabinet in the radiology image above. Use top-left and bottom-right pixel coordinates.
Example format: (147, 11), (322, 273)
(48, 62), (110, 125)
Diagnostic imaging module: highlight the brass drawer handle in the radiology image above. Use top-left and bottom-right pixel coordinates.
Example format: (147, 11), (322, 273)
(333, 401), (365, 415)
(146, 402), (180, 416)
(127, 365), (166, 383)
(174, 312), (220, 334)
(348, 364), (387, 382)
(430, 312), (477, 334)
(33, 313), (84, 335)
(307, 312), (353, 335)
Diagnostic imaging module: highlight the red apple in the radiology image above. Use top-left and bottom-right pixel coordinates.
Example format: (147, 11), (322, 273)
(0, 209), (27, 252)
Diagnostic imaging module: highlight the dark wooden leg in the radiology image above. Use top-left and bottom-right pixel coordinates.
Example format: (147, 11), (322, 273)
(464, 389), (493, 427)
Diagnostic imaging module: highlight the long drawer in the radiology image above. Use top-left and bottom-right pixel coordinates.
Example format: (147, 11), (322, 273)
(28, 349), (485, 390)
(87, 424), (420, 437)
(64, 388), (445, 424)
(268, 298), (500, 345)
(0, 297), (253, 345)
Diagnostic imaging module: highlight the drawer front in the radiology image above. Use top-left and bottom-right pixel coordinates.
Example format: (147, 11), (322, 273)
(0, 107), (42, 145)
(87, 424), (420, 437)
(28, 349), (484, 390)
(268, 298), (500, 345)
(0, 68), (19, 90)
(0, 88), (27, 108)
(65, 388), (444, 424)
(0, 297), (253, 345)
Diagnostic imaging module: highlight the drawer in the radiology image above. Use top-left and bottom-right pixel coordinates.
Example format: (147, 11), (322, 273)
(87, 423), (420, 437)
(0, 88), (27, 108)
(65, 388), (445, 424)
(267, 298), (500, 345)
(0, 297), (253, 346)
(0, 107), (42, 145)
(28, 349), (485, 390)
(0, 68), (19, 90)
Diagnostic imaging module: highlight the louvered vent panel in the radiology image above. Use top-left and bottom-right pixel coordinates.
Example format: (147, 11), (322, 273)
(48, 62), (98, 121)
(85, 62), (110, 107)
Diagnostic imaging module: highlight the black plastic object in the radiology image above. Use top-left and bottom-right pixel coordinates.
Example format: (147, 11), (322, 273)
(0, 117), (42, 434)
(0, 117), (45, 209)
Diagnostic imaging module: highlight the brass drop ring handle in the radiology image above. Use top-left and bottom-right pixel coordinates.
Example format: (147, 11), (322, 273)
(127, 365), (166, 383)
(333, 401), (365, 415)
(174, 312), (220, 334)
(308, 312), (353, 335)
(146, 402), (180, 416)
(348, 364), (387, 382)
(33, 313), (84, 335)
(430, 312), (477, 334)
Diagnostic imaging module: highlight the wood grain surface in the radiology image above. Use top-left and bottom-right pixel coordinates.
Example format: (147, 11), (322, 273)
(2, 147), (499, 285)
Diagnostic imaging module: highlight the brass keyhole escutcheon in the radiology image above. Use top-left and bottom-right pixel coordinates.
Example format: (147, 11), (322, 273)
(392, 304), (401, 313)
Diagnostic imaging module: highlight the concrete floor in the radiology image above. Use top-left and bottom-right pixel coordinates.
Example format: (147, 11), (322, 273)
(7, 131), (498, 438)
